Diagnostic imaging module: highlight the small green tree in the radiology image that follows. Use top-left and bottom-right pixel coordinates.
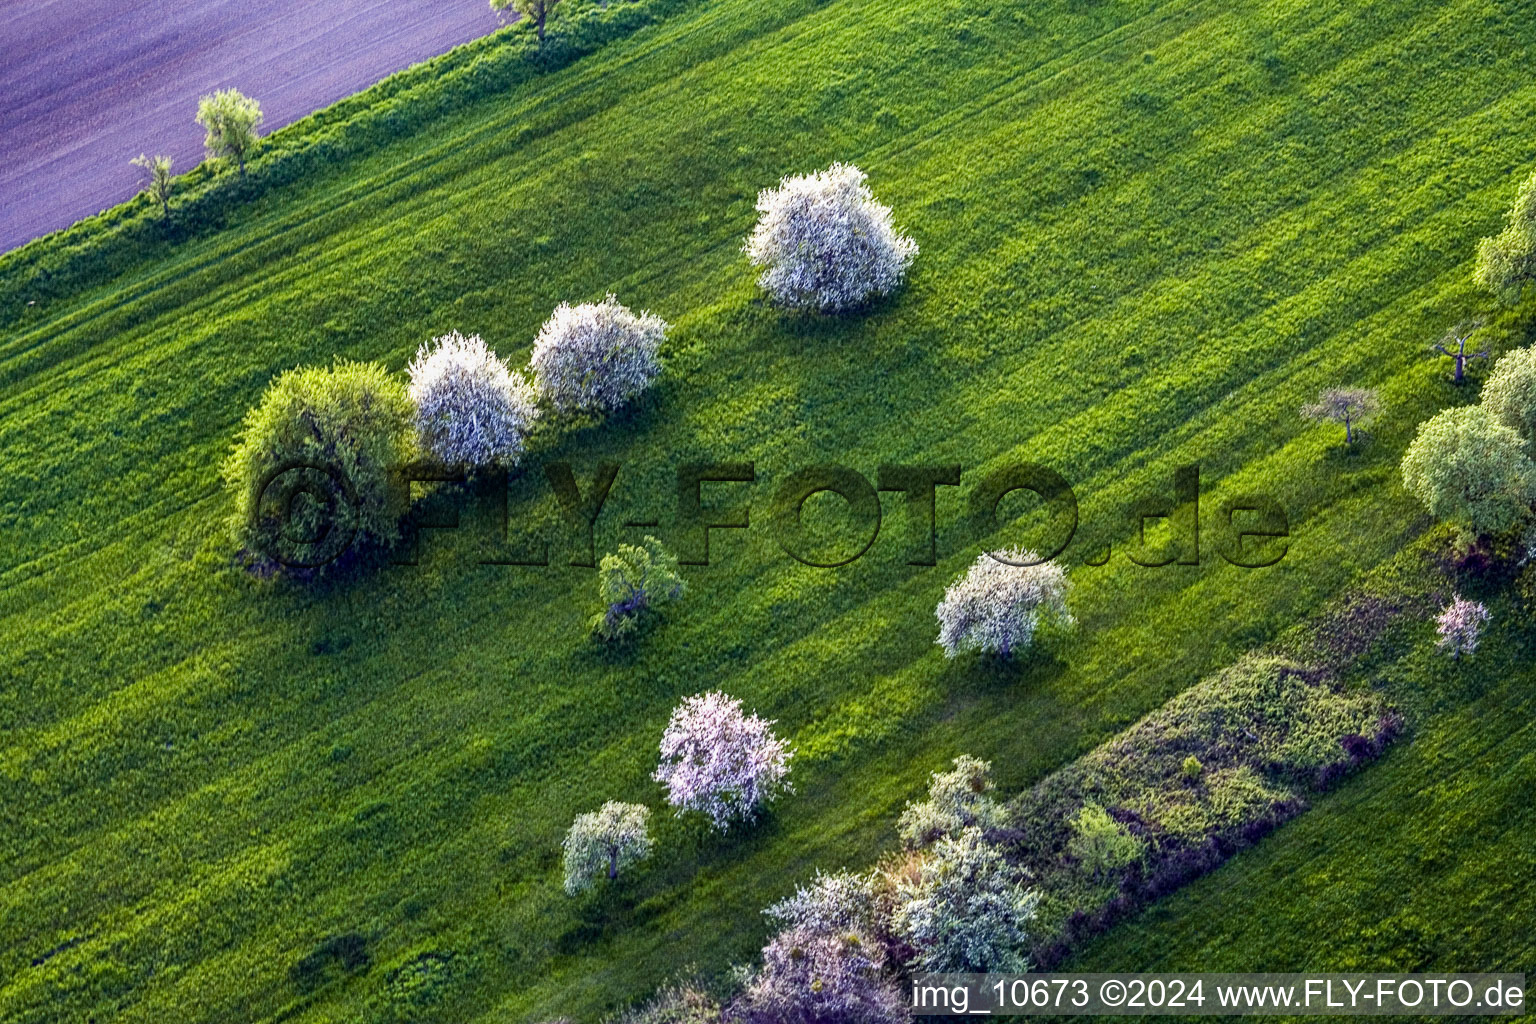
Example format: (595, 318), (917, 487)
(898, 754), (1007, 848)
(1476, 169), (1536, 304)
(490, 0), (561, 43)
(561, 801), (652, 894)
(1483, 345), (1536, 450)
(591, 535), (685, 640)
(224, 361), (415, 571)
(1066, 803), (1146, 881)
(1400, 405), (1536, 540)
(196, 89), (263, 176)
(131, 154), (174, 219)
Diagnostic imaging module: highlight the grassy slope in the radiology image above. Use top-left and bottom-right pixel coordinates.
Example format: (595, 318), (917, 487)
(1, 0), (1533, 1021)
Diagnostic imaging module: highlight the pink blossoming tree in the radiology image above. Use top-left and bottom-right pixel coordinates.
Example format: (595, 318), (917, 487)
(654, 691), (793, 830)
(1436, 595), (1491, 659)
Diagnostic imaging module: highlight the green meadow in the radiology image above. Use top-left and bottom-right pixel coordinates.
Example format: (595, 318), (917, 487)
(2, 0), (1533, 1020)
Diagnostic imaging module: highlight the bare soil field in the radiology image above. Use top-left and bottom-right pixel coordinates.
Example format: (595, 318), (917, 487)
(0, 0), (499, 254)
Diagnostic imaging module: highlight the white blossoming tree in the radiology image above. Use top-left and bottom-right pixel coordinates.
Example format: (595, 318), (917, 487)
(408, 331), (539, 469)
(1436, 595), (1491, 659)
(530, 294), (667, 414)
(654, 691), (793, 830)
(561, 801), (653, 895)
(935, 550), (1072, 659)
(763, 869), (880, 936)
(891, 827), (1039, 973)
(744, 162), (918, 313)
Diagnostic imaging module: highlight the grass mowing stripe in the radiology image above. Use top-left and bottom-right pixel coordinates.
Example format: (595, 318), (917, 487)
(4, 0), (1535, 1019)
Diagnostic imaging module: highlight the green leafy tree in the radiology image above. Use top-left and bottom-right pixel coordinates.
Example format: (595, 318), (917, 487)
(224, 361), (415, 572)
(1066, 803), (1146, 880)
(196, 89), (263, 176)
(1400, 405), (1536, 540)
(1476, 169), (1536, 304)
(561, 801), (652, 894)
(131, 153), (174, 219)
(1483, 345), (1536, 450)
(491, 0), (560, 43)
(591, 535), (685, 640)
(898, 754), (1007, 848)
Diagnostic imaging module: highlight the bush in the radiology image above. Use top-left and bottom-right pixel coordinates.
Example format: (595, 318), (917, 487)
(935, 550), (1072, 659)
(374, 951), (475, 1024)
(591, 535), (685, 641)
(562, 801), (653, 894)
(1399, 405), (1536, 540)
(741, 926), (909, 1024)
(1180, 755), (1203, 781)
(897, 755), (1007, 848)
(1482, 345), (1536, 450)
(408, 330), (539, 469)
(530, 294), (667, 414)
(1065, 803), (1146, 880)
(764, 870), (880, 936)
(224, 361), (415, 571)
(890, 828), (1039, 973)
(744, 162), (918, 312)
(1435, 595), (1491, 659)
(1475, 168), (1536, 304)
(653, 692), (793, 830)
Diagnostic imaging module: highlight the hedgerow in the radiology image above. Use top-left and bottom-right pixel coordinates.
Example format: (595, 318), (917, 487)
(1009, 655), (1402, 964)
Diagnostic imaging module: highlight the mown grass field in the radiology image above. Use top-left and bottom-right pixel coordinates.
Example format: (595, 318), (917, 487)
(2, 0), (1534, 1021)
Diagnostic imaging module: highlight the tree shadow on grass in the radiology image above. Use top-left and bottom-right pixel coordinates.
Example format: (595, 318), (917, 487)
(932, 644), (1070, 703)
(537, 386), (670, 459)
(554, 808), (787, 955)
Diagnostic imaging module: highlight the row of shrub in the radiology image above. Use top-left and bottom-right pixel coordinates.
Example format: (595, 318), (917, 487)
(572, 651), (1402, 1024)
(1390, 166), (1536, 642)
(226, 295), (666, 572)
(226, 162), (921, 578)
